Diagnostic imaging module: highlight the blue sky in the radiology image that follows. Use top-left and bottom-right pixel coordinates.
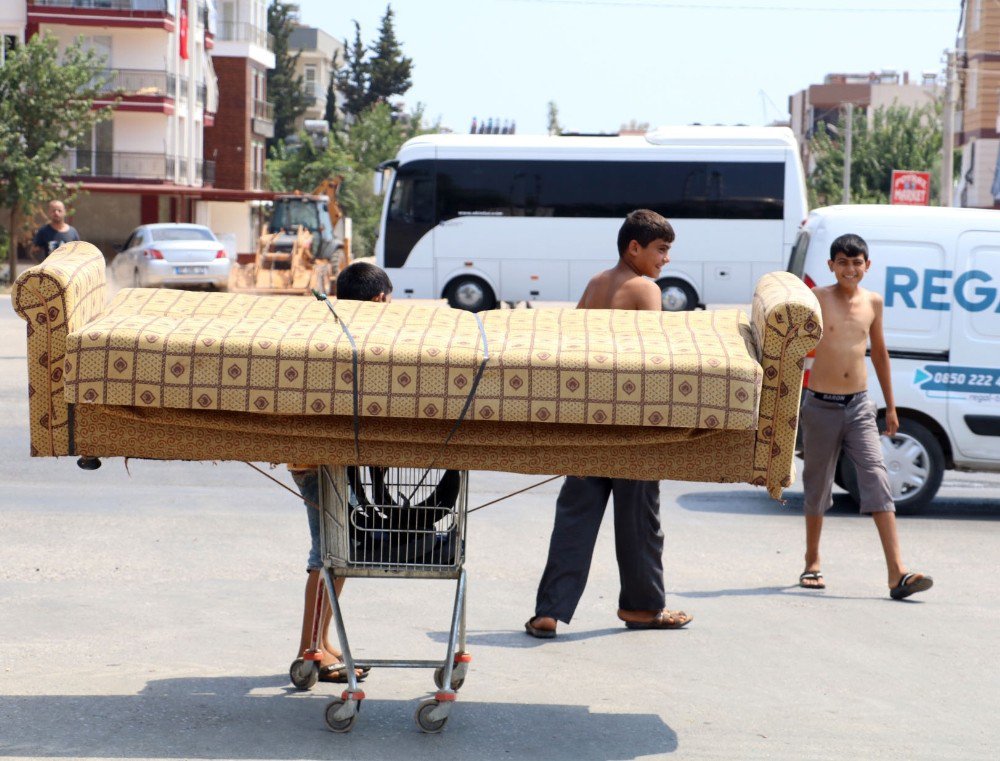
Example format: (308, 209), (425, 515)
(292, 0), (960, 134)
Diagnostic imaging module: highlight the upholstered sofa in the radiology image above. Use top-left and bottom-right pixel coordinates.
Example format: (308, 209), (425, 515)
(14, 242), (822, 500)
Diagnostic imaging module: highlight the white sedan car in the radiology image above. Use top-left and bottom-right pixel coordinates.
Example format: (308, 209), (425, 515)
(111, 223), (230, 290)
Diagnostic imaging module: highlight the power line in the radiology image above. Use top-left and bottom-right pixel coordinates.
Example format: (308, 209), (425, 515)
(505, 0), (955, 12)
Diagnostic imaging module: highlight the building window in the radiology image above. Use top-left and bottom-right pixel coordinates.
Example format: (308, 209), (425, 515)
(1, 35), (17, 66)
(969, 66), (979, 110)
(973, 0), (982, 31)
(305, 64), (317, 100)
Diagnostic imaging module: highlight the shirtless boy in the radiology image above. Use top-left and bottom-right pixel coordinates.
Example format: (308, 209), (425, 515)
(799, 233), (932, 600)
(524, 209), (693, 638)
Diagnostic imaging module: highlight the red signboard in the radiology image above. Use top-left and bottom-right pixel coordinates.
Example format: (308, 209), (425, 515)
(890, 170), (930, 205)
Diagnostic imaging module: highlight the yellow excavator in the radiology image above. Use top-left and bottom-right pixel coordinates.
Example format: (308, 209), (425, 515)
(229, 177), (351, 295)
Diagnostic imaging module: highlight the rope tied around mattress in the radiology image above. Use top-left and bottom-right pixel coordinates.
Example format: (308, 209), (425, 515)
(312, 288), (491, 505)
(244, 461), (559, 515)
(313, 290), (362, 463)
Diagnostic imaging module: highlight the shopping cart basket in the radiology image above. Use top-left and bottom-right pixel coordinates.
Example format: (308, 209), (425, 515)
(290, 464), (471, 733)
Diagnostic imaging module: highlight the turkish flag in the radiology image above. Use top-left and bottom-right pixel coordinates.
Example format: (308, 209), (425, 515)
(179, 1), (189, 60)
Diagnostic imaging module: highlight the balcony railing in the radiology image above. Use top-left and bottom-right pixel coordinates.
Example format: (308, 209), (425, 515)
(59, 150), (213, 185)
(216, 21), (274, 51)
(253, 99), (274, 121)
(29, 1), (171, 11)
(92, 69), (176, 97)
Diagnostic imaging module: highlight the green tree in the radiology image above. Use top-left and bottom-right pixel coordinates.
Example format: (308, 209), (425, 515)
(323, 52), (339, 130)
(367, 4), (412, 110)
(547, 100), (562, 135)
(335, 21), (373, 118)
(808, 102), (944, 207)
(0, 34), (112, 281)
(269, 103), (432, 257)
(266, 0), (310, 151)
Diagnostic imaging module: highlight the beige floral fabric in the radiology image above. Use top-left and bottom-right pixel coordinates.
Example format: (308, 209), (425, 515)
(749, 272), (823, 498)
(12, 242), (107, 456)
(15, 248), (820, 500)
(63, 286), (762, 430)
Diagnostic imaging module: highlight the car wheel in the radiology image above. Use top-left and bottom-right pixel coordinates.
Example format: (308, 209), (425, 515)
(838, 417), (945, 512)
(657, 278), (698, 311)
(444, 276), (497, 312)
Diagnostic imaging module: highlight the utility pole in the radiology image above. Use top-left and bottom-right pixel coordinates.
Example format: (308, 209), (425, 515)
(842, 102), (854, 204)
(941, 49), (956, 207)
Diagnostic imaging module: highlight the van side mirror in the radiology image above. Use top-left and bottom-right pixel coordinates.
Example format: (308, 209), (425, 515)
(372, 171), (384, 196)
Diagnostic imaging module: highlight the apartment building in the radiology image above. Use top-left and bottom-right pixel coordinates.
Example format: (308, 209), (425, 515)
(789, 70), (941, 171)
(288, 23), (342, 128)
(203, 0), (276, 255)
(19, 0), (225, 255)
(955, 0), (1000, 209)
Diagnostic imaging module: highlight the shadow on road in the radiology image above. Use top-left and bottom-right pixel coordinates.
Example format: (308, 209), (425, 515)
(0, 675), (677, 760)
(428, 626), (632, 648)
(677, 490), (1000, 521)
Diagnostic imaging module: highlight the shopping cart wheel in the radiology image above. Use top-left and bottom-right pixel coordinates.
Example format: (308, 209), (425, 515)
(414, 698), (449, 733)
(324, 699), (359, 733)
(433, 666), (466, 692)
(289, 658), (319, 691)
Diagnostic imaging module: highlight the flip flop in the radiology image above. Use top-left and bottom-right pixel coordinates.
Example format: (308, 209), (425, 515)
(318, 663), (371, 683)
(524, 617), (557, 639)
(621, 610), (692, 630)
(799, 571), (825, 589)
(890, 572), (933, 600)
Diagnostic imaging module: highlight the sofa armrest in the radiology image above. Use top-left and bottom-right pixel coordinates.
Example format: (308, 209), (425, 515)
(748, 271), (823, 500)
(12, 242), (107, 456)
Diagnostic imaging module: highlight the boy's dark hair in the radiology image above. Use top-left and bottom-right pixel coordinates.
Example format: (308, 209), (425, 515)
(336, 260), (394, 301)
(829, 233), (869, 261)
(617, 209), (675, 256)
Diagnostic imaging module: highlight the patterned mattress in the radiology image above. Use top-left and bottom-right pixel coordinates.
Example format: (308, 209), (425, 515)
(63, 286), (762, 431)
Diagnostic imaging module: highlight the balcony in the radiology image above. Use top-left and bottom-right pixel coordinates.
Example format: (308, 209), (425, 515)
(58, 150), (214, 186)
(251, 98), (275, 137)
(216, 21), (274, 51)
(94, 68), (176, 98)
(29, 0), (170, 8)
(28, 1), (175, 31)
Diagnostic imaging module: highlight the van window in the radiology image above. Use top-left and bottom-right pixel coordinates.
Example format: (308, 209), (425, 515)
(787, 230), (810, 276)
(434, 160), (785, 222)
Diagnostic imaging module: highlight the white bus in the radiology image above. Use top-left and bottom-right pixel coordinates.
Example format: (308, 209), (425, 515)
(373, 127), (807, 311)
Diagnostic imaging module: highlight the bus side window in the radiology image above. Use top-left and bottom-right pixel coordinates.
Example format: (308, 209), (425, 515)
(385, 160), (436, 268)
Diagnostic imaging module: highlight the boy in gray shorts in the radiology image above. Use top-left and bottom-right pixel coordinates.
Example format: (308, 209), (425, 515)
(799, 233), (932, 600)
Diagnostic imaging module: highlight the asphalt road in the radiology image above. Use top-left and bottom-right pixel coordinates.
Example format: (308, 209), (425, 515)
(1, 294), (999, 761)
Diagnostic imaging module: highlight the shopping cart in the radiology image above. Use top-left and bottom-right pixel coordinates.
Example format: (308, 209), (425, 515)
(290, 464), (471, 734)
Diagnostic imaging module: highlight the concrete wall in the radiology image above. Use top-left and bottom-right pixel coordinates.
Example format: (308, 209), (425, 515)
(72, 194), (142, 259)
(201, 201), (255, 254)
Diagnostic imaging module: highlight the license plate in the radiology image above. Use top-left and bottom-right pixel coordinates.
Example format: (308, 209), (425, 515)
(175, 266), (208, 275)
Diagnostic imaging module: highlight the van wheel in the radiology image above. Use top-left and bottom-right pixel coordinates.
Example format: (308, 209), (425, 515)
(444, 276), (496, 312)
(657, 278), (697, 311)
(838, 417), (945, 512)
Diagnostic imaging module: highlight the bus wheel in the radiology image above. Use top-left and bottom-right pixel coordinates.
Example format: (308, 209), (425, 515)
(657, 279), (697, 311)
(445, 276), (497, 312)
(838, 417), (945, 512)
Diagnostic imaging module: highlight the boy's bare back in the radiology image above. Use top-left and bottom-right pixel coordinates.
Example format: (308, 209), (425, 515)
(577, 266), (662, 311)
(808, 284), (881, 394)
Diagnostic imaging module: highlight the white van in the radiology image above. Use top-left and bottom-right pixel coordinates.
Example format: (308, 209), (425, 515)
(374, 127), (807, 311)
(789, 204), (1000, 509)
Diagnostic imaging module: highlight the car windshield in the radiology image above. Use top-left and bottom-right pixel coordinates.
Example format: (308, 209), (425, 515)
(149, 227), (216, 242)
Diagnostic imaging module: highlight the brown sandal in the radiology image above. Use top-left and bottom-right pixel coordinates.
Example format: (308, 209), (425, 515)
(620, 609), (692, 630)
